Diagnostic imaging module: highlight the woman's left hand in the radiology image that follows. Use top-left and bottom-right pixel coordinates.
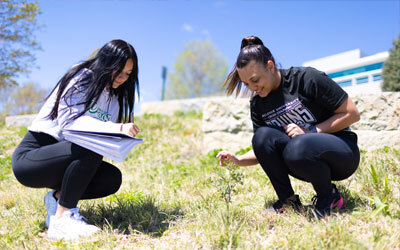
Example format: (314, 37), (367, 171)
(283, 123), (306, 138)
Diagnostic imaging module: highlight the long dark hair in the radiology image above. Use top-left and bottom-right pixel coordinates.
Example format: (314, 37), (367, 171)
(47, 39), (139, 123)
(223, 36), (276, 96)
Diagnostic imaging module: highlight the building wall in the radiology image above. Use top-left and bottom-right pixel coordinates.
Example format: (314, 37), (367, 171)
(303, 49), (388, 94)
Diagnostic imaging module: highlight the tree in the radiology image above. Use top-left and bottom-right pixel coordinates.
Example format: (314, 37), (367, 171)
(382, 33), (400, 91)
(5, 82), (46, 115)
(0, 0), (41, 88)
(166, 40), (228, 99)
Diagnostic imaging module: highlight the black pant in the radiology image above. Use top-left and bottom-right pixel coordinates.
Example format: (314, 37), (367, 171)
(12, 131), (122, 208)
(252, 126), (360, 201)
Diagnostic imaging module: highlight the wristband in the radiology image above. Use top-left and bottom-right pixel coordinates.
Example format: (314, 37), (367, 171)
(308, 125), (317, 133)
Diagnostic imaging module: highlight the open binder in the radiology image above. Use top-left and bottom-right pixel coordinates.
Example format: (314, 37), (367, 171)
(62, 126), (143, 162)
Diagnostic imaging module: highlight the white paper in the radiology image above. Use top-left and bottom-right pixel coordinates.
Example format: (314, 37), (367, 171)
(62, 128), (143, 162)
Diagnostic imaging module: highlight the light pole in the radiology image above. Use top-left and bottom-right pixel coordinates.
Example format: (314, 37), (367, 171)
(161, 66), (167, 101)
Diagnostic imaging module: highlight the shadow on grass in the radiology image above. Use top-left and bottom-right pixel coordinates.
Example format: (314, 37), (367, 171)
(337, 185), (367, 214)
(263, 184), (367, 220)
(81, 194), (183, 237)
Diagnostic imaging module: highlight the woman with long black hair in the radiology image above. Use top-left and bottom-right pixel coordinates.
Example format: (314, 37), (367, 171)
(12, 39), (140, 239)
(217, 36), (360, 218)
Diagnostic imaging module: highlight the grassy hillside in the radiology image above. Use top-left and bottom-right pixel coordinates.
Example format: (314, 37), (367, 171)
(0, 112), (399, 249)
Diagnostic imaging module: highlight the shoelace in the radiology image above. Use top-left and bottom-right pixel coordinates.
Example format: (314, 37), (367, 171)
(311, 196), (318, 206)
(68, 207), (88, 224)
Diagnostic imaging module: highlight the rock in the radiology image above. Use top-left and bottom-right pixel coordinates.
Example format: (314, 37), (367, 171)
(202, 98), (252, 133)
(5, 114), (36, 127)
(203, 131), (253, 153)
(350, 92), (400, 130)
(353, 130), (400, 151)
(141, 97), (214, 116)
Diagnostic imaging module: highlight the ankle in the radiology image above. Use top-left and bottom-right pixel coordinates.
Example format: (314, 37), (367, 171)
(287, 194), (297, 202)
(54, 204), (70, 219)
(54, 191), (61, 200)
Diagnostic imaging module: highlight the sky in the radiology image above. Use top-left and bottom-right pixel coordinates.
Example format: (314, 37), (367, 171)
(16, 0), (400, 111)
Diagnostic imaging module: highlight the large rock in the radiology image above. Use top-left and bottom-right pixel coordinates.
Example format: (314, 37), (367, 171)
(202, 98), (252, 133)
(202, 97), (252, 153)
(354, 130), (400, 151)
(350, 92), (400, 130)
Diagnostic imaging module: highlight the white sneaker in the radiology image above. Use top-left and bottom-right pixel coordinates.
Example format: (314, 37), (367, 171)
(44, 190), (58, 228)
(48, 207), (100, 240)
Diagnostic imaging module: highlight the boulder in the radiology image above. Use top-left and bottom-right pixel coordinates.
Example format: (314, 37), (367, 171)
(5, 114), (36, 127)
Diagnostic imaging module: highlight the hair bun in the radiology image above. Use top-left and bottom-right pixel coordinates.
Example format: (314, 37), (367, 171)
(240, 36), (264, 49)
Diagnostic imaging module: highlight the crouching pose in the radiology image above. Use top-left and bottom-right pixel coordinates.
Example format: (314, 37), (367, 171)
(12, 39), (140, 239)
(217, 36), (360, 218)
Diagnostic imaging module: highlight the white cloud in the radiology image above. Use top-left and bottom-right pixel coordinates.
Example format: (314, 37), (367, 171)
(182, 23), (194, 33)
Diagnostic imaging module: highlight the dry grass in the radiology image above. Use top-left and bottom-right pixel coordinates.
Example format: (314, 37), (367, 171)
(0, 113), (399, 249)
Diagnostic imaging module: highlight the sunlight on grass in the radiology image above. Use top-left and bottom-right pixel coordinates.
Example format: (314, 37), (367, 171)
(0, 113), (399, 249)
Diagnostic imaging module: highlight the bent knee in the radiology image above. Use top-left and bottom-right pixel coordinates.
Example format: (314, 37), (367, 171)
(252, 126), (282, 149)
(283, 136), (312, 164)
(109, 167), (122, 194)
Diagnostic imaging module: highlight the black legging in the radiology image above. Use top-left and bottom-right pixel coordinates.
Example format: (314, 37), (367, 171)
(12, 131), (122, 208)
(252, 126), (360, 201)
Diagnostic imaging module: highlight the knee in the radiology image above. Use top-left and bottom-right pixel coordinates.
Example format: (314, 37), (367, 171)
(252, 126), (280, 151)
(283, 136), (311, 165)
(109, 167), (122, 195)
(11, 150), (28, 186)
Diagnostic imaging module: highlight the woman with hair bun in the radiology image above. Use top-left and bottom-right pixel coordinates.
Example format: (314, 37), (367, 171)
(217, 36), (360, 218)
(12, 39), (140, 239)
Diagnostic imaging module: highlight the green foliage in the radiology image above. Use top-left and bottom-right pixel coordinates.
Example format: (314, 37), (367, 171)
(0, 0), (41, 87)
(166, 40), (228, 99)
(235, 145), (252, 156)
(173, 109), (203, 119)
(382, 33), (400, 91)
(0, 156), (12, 181)
(4, 82), (46, 115)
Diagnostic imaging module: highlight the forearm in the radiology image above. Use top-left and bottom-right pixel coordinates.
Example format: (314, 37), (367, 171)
(237, 150), (259, 166)
(314, 97), (360, 134)
(315, 112), (358, 133)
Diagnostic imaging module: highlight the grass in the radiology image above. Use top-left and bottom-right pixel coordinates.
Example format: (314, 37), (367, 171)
(0, 111), (399, 249)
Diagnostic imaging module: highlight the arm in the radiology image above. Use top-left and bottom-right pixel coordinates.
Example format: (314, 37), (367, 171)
(313, 96), (360, 133)
(216, 150), (258, 167)
(57, 80), (140, 137)
(285, 96), (360, 137)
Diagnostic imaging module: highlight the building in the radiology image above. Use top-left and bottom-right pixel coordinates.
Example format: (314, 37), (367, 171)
(303, 49), (389, 94)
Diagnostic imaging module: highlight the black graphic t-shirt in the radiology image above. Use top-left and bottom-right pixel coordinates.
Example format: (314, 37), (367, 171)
(250, 67), (348, 132)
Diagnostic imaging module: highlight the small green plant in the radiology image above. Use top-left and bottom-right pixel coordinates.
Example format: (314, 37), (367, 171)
(212, 159), (244, 249)
(369, 164), (391, 201)
(217, 160), (244, 219)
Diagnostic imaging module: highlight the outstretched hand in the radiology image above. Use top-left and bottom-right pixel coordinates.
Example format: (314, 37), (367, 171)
(121, 123), (140, 137)
(216, 151), (240, 166)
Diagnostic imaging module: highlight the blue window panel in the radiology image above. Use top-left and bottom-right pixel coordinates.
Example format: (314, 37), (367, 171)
(356, 76), (369, 84)
(373, 74), (382, 81)
(337, 80), (352, 87)
(328, 62), (384, 78)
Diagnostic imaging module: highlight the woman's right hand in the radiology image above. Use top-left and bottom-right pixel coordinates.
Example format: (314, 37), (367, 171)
(120, 123), (140, 137)
(216, 151), (240, 166)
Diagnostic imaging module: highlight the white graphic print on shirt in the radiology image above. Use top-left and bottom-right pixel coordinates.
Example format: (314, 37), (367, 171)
(261, 98), (316, 128)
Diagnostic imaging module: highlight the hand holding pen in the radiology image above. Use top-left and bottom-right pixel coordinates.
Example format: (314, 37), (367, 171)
(120, 113), (140, 137)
